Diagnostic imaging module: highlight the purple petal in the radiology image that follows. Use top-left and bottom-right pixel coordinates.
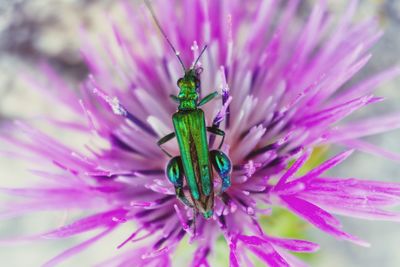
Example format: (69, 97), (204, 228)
(343, 139), (400, 162)
(266, 236), (319, 253)
(280, 195), (369, 246)
(298, 177), (400, 221)
(43, 209), (127, 239)
(295, 95), (381, 127)
(293, 150), (354, 184)
(43, 227), (115, 267)
(324, 113), (400, 142)
(275, 151), (311, 189)
(249, 246), (290, 267)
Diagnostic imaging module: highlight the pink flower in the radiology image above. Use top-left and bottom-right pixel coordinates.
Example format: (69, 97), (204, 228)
(1, 0), (400, 266)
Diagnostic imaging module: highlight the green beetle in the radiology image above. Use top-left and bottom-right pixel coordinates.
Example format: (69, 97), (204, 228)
(146, 0), (232, 219)
(158, 67), (232, 219)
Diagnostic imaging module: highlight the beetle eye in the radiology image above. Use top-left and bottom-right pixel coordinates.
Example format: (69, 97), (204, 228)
(177, 78), (183, 87)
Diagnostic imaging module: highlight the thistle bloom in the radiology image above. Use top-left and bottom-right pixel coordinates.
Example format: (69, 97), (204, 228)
(2, 0), (400, 266)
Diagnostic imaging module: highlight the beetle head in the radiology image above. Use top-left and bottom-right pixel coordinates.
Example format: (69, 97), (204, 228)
(177, 68), (201, 98)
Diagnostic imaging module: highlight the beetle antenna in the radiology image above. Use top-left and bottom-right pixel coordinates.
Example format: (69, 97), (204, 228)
(144, 0), (186, 72)
(191, 45), (207, 70)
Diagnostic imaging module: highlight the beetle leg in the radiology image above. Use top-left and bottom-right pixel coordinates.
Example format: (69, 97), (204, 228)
(157, 132), (176, 157)
(198, 91), (218, 106)
(170, 94), (180, 103)
(210, 150), (232, 193)
(166, 156), (193, 208)
(175, 187), (193, 208)
(207, 126), (225, 149)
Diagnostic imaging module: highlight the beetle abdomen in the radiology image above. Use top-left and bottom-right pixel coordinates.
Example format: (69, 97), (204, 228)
(172, 109), (214, 214)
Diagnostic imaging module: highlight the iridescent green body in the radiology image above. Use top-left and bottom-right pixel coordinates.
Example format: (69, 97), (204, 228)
(145, 0), (231, 219)
(158, 69), (232, 219)
(173, 109), (213, 213)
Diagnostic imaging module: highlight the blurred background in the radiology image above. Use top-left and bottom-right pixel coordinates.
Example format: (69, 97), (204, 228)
(0, 0), (399, 266)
